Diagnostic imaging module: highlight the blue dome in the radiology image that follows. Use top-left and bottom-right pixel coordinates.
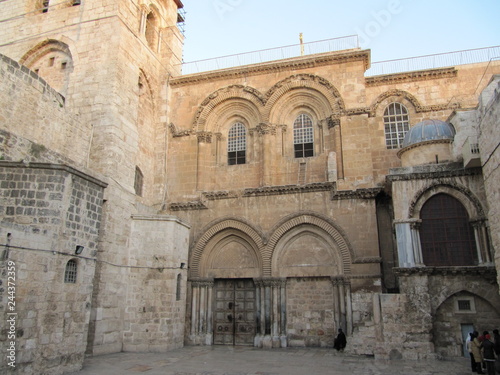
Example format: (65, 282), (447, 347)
(402, 119), (455, 148)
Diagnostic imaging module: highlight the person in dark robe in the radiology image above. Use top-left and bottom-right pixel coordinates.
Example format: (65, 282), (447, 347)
(333, 328), (347, 352)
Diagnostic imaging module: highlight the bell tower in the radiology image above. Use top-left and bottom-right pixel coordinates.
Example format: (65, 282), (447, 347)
(0, 0), (188, 365)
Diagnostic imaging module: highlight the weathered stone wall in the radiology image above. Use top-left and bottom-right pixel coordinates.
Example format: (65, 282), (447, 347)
(0, 162), (106, 375)
(286, 277), (335, 347)
(477, 76), (500, 285)
(123, 215), (190, 352)
(0, 54), (91, 168)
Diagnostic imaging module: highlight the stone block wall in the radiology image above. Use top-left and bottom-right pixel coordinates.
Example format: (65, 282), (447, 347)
(0, 162), (106, 375)
(286, 277), (335, 347)
(477, 76), (500, 285)
(122, 215), (190, 352)
(0, 54), (91, 168)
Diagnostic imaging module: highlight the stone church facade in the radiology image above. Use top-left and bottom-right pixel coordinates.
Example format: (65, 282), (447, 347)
(0, 1), (499, 374)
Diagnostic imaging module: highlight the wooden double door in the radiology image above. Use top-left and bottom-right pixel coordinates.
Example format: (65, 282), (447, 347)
(213, 279), (256, 345)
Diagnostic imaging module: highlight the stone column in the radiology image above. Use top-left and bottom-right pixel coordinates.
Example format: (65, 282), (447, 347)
(331, 277), (352, 335)
(331, 277), (340, 330)
(394, 219), (422, 267)
(410, 220), (424, 266)
(344, 279), (353, 336)
(279, 279), (287, 347)
(472, 220), (492, 265)
(196, 132), (212, 190)
(189, 279), (214, 345)
(255, 123), (278, 186)
(190, 282), (199, 336)
(256, 278), (287, 348)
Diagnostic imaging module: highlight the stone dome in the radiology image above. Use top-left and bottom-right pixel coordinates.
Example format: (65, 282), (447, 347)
(402, 119), (455, 148)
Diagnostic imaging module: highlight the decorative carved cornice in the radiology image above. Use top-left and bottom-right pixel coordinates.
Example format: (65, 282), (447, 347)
(331, 188), (381, 200)
(387, 164), (482, 182)
(394, 266), (497, 281)
(331, 276), (351, 286)
(197, 131), (213, 143)
(243, 182), (336, 197)
(343, 107), (370, 116)
(366, 68), (458, 87)
(255, 122), (277, 135)
(353, 257), (382, 264)
(327, 116), (341, 129)
(253, 278), (286, 287)
(170, 50), (370, 87)
(190, 279), (215, 287)
(202, 191), (238, 200)
(349, 274), (382, 280)
(169, 201), (208, 211)
(169, 122), (192, 137)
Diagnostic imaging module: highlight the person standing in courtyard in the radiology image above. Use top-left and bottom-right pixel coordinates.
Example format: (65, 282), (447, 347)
(472, 331), (485, 374)
(469, 332), (477, 372)
(482, 334), (496, 375)
(334, 328), (347, 352)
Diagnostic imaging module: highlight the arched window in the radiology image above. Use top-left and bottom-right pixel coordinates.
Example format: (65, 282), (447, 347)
(64, 259), (78, 283)
(145, 10), (159, 51)
(293, 114), (314, 158)
(176, 273), (182, 301)
(383, 103), (409, 149)
(419, 194), (477, 266)
(134, 167), (144, 196)
(228, 122), (246, 165)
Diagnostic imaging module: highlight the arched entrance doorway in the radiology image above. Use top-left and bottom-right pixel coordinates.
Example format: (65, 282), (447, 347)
(187, 216), (353, 348)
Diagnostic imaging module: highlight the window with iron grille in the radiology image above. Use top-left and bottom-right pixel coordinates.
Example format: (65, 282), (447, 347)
(293, 114), (314, 158)
(419, 193), (478, 267)
(457, 300), (471, 311)
(383, 103), (409, 149)
(64, 259), (77, 283)
(228, 122), (246, 165)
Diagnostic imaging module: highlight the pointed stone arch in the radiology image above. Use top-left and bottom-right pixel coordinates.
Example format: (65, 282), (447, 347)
(265, 213), (353, 277)
(192, 85), (266, 132)
(264, 74), (344, 122)
(370, 89), (424, 118)
(190, 218), (265, 278)
(409, 183), (485, 220)
(20, 39), (75, 96)
(432, 285), (500, 315)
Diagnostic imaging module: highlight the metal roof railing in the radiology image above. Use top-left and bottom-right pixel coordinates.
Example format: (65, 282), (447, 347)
(179, 37), (500, 77)
(366, 46), (500, 76)
(179, 35), (359, 75)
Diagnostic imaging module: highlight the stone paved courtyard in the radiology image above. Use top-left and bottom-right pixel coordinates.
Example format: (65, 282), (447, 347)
(66, 346), (472, 375)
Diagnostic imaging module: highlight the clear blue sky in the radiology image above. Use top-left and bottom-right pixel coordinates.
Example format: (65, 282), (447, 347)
(180, 0), (500, 64)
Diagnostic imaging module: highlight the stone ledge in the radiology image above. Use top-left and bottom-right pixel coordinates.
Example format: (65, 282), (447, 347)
(394, 266), (497, 278)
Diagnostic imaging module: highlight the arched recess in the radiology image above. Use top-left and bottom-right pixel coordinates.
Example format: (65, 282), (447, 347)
(266, 214), (353, 277)
(431, 285), (500, 316)
(264, 74), (344, 122)
(205, 99), (262, 134)
(20, 39), (74, 96)
(190, 219), (265, 279)
(192, 85), (266, 132)
(432, 288), (500, 357)
(409, 183), (485, 221)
